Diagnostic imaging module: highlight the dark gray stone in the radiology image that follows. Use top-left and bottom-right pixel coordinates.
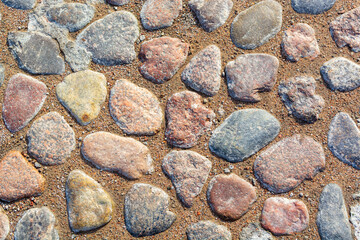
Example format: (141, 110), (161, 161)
(239, 223), (274, 240)
(2, 0), (35, 10)
(0, 64), (4, 87)
(209, 109), (280, 163)
(291, 0), (336, 14)
(186, 221), (231, 240)
(317, 184), (352, 240)
(106, 0), (129, 5)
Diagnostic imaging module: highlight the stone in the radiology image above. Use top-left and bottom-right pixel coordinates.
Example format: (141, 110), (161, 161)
(278, 76), (325, 123)
(0, 207), (9, 240)
(165, 91), (215, 148)
(56, 70), (107, 125)
(207, 174), (256, 220)
(291, 0), (336, 14)
(281, 23), (320, 62)
(181, 45), (221, 96)
(47, 3), (95, 32)
(27, 112), (76, 166)
(8, 31), (65, 75)
(162, 150), (212, 207)
(109, 79), (163, 135)
(351, 204), (360, 240)
(77, 11), (139, 65)
(239, 223), (274, 240)
(261, 197), (309, 235)
(81, 131), (153, 180)
(186, 221), (231, 240)
(320, 57), (360, 91)
(226, 54), (279, 102)
(2, 0), (35, 9)
(317, 184), (352, 240)
(0, 64), (4, 87)
(140, 37), (189, 84)
(0, 151), (45, 202)
(254, 134), (325, 193)
(14, 207), (59, 240)
(106, 0), (129, 5)
(209, 109), (280, 163)
(231, 0), (282, 49)
(2, 74), (48, 133)
(124, 183), (176, 237)
(66, 170), (114, 233)
(189, 0), (233, 32)
(330, 6), (360, 52)
(140, 0), (182, 30)
(328, 112), (360, 169)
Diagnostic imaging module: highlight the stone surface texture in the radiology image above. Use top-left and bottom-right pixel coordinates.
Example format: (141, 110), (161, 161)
(2, 0), (35, 10)
(106, 0), (129, 5)
(291, 0), (336, 14)
(0, 64), (4, 87)
(0, 207), (9, 240)
(351, 204), (360, 240)
(239, 223), (274, 240)
(186, 221), (231, 240)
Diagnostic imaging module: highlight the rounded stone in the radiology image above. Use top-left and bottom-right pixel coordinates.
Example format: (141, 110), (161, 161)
(106, 0), (129, 5)
(2, 0), (35, 10)
(0, 207), (9, 240)
(239, 223), (274, 240)
(291, 0), (336, 14)
(186, 221), (231, 240)
(0, 64), (4, 87)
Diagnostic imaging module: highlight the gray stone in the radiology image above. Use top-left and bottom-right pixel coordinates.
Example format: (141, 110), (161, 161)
(231, 0), (282, 49)
(186, 221), (231, 240)
(209, 109), (280, 163)
(125, 183), (176, 237)
(0, 64), (4, 87)
(239, 223), (274, 240)
(0, 207), (9, 240)
(106, 0), (129, 5)
(2, 0), (35, 10)
(291, 0), (336, 14)
(317, 184), (352, 240)
(351, 204), (360, 240)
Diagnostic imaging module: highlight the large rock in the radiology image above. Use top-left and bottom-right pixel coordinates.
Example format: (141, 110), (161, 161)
(0, 207), (9, 240)
(291, 0), (336, 14)
(239, 223), (274, 240)
(186, 221), (231, 240)
(2, 0), (35, 10)
(351, 204), (360, 240)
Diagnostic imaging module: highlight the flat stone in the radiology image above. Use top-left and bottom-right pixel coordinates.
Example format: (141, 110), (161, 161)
(0, 207), (9, 240)
(181, 45), (221, 96)
(165, 91), (215, 148)
(162, 150), (212, 207)
(330, 6), (360, 52)
(328, 112), (360, 169)
(140, 0), (182, 30)
(81, 131), (153, 180)
(231, 0), (282, 49)
(351, 204), (360, 240)
(140, 37), (189, 84)
(56, 70), (107, 125)
(77, 11), (139, 65)
(2, 74), (48, 133)
(226, 54), (279, 102)
(254, 134), (325, 193)
(8, 31), (65, 75)
(14, 207), (59, 240)
(66, 170), (114, 233)
(0, 64), (4, 87)
(207, 174), (256, 220)
(106, 0), (129, 5)
(189, 0), (233, 32)
(320, 57), (360, 91)
(109, 79), (163, 135)
(278, 76), (325, 123)
(239, 223), (274, 240)
(124, 183), (176, 237)
(27, 112), (76, 166)
(186, 221), (231, 240)
(317, 184), (352, 240)
(261, 197), (309, 235)
(291, 0), (336, 14)
(0, 151), (45, 202)
(209, 109), (280, 163)
(2, 0), (35, 9)
(282, 23), (320, 62)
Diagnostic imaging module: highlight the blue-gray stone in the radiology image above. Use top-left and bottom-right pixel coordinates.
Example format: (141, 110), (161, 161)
(2, 0), (35, 10)
(239, 223), (274, 240)
(186, 221), (231, 240)
(209, 109), (280, 163)
(292, 0), (336, 14)
(316, 184), (352, 240)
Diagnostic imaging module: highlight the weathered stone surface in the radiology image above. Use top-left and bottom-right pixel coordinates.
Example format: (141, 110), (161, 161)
(125, 183), (176, 237)
(2, 0), (35, 10)
(0, 207), (9, 240)
(109, 79), (163, 135)
(140, 37), (189, 84)
(320, 57), (360, 91)
(8, 31), (65, 75)
(254, 134), (325, 193)
(207, 174), (256, 220)
(282, 23), (320, 62)
(330, 6), (360, 52)
(14, 207), (59, 240)
(66, 170), (114, 233)
(27, 112), (76, 166)
(351, 204), (360, 240)
(2, 74), (48, 133)
(239, 223), (274, 240)
(0, 64), (4, 87)
(279, 76), (325, 123)
(106, 0), (129, 5)
(189, 0), (233, 32)
(56, 70), (107, 125)
(209, 109), (280, 163)
(291, 0), (336, 14)
(0, 151), (45, 202)
(82, 131), (153, 180)
(162, 150), (212, 207)
(261, 197), (309, 235)
(328, 112), (360, 169)
(140, 0), (182, 30)
(317, 184), (352, 240)
(165, 91), (215, 148)
(181, 45), (221, 96)
(77, 11), (139, 65)
(231, 0), (282, 49)
(226, 54), (279, 102)
(186, 221), (231, 240)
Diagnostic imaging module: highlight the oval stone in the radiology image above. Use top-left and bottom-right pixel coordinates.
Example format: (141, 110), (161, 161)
(291, 0), (336, 14)
(186, 221), (231, 240)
